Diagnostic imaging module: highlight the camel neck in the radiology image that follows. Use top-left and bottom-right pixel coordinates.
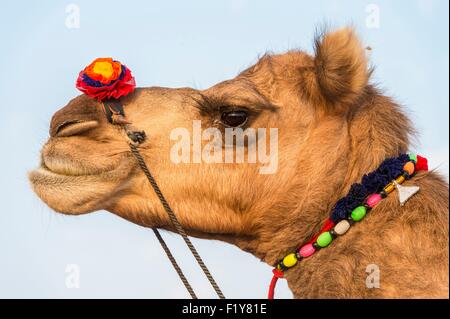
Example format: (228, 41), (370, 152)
(266, 154), (427, 298)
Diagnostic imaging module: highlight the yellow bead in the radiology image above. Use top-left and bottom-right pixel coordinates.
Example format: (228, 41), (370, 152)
(395, 175), (406, 184)
(384, 183), (395, 194)
(282, 253), (298, 268)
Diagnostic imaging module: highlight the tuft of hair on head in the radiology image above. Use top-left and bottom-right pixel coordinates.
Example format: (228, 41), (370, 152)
(304, 27), (370, 113)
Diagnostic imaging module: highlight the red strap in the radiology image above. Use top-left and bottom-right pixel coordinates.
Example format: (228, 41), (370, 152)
(268, 219), (334, 299)
(268, 269), (284, 299)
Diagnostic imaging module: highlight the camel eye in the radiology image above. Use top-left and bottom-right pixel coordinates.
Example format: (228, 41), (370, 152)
(220, 110), (248, 127)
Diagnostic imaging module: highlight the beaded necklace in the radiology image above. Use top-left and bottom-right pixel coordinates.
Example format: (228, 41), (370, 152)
(268, 153), (429, 299)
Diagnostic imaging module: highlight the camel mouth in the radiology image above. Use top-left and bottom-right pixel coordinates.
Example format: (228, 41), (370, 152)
(28, 151), (130, 189)
(37, 159), (108, 177)
(27, 166), (112, 215)
(39, 152), (121, 177)
(27, 165), (112, 189)
(30, 164), (105, 179)
(28, 154), (134, 215)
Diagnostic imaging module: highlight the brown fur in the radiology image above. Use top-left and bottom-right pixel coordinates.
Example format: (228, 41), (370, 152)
(312, 28), (369, 110)
(29, 28), (449, 298)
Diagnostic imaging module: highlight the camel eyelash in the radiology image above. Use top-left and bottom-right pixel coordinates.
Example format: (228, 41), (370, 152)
(191, 94), (233, 115)
(191, 93), (276, 118)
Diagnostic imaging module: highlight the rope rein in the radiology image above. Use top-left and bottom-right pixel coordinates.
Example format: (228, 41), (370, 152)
(151, 228), (197, 299)
(129, 142), (225, 299)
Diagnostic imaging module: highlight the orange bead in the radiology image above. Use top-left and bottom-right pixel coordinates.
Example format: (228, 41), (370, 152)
(403, 161), (415, 176)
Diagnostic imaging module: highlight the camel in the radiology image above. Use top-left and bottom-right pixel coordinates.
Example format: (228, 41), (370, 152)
(29, 28), (449, 298)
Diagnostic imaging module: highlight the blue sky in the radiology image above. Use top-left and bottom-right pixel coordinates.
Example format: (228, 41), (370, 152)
(0, 0), (448, 298)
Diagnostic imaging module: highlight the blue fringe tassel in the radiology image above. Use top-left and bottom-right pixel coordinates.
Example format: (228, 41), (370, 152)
(330, 154), (410, 222)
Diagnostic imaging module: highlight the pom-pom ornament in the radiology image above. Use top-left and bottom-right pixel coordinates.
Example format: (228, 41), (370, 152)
(76, 57), (136, 101)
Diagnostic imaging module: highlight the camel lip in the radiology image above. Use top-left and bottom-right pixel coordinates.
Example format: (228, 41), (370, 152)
(35, 162), (103, 177)
(28, 168), (82, 189)
(30, 165), (104, 178)
(32, 154), (126, 179)
(27, 165), (121, 215)
(27, 165), (116, 191)
(28, 155), (131, 184)
(40, 153), (118, 177)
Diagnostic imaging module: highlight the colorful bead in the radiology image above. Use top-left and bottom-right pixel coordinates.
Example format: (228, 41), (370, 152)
(316, 232), (333, 247)
(403, 161), (415, 176)
(334, 220), (351, 235)
(366, 194), (382, 208)
(395, 175), (406, 184)
(351, 206), (367, 222)
(270, 154), (428, 277)
(282, 253), (298, 268)
(408, 153), (417, 163)
(383, 183), (395, 194)
(299, 244), (316, 258)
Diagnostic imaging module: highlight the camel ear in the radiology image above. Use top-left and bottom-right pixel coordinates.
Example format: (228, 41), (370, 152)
(308, 28), (369, 111)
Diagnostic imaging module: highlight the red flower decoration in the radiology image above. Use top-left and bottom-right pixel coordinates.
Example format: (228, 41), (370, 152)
(75, 58), (136, 101)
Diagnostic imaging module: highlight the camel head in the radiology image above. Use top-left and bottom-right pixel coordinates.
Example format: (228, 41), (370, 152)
(29, 28), (412, 262)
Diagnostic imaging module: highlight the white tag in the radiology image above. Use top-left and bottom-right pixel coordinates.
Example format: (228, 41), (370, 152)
(393, 181), (420, 206)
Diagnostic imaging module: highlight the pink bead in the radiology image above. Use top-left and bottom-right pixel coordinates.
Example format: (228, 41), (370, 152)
(366, 194), (382, 208)
(299, 244), (316, 258)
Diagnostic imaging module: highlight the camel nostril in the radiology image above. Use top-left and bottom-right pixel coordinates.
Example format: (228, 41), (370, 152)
(54, 120), (99, 137)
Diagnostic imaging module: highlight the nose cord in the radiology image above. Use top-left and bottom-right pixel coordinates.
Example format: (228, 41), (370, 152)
(129, 142), (225, 299)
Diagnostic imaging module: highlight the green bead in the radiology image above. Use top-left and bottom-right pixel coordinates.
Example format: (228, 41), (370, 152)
(282, 253), (298, 268)
(316, 232), (333, 248)
(351, 206), (367, 222)
(408, 153), (417, 163)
